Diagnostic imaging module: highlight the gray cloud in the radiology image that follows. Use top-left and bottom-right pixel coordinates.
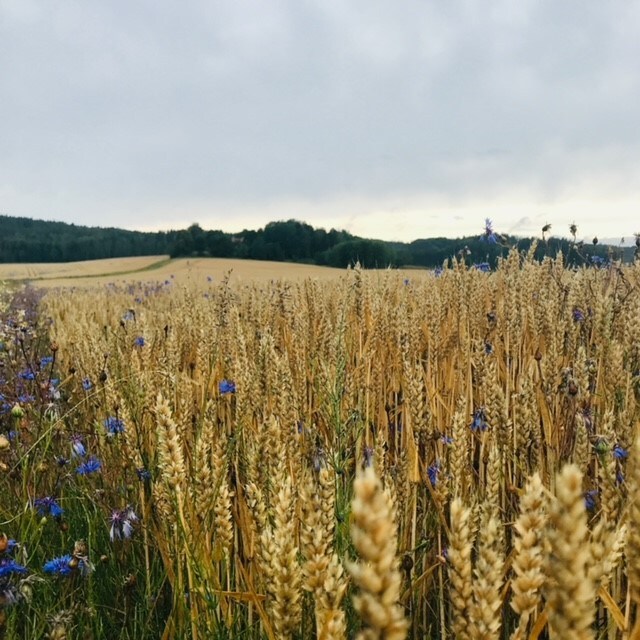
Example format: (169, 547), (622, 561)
(1, 0), (640, 240)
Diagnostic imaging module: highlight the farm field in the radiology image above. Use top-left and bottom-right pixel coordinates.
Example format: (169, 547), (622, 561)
(1, 256), (348, 288)
(0, 255), (169, 281)
(0, 248), (639, 639)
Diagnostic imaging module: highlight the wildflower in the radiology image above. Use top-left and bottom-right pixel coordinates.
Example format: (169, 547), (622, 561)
(55, 456), (69, 467)
(122, 310), (135, 322)
(0, 581), (21, 606)
(440, 435), (453, 445)
(484, 341), (493, 355)
(312, 446), (325, 472)
(0, 558), (27, 578)
(40, 356), (54, 367)
(572, 307), (585, 322)
(470, 408), (489, 432)
(584, 489), (598, 511)
(70, 436), (86, 457)
(428, 462), (440, 487)
(104, 416), (125, 435)
(82, 378), (92, 391)
(218, 379), (236, 394)
(136, 467), (152, 481)
(616, 470), (625, 485)
(134, 336), (145, 348)
(613, 444), (628, 460)
(434, 267), (443, 277)
(18, 370), (35, 381)
(109, 506), (138, 542)
(0, 535), (17, 554)
(34, 497), (64, 518)
(473, 262), (491, 273)
(207, 276), (213, 282)
(403, 278), (410, 286)
(591, 255), (605, 267)
(43, 555), (74, 576)
(76, 457), (101, 475)
(481, 218), (498, 244)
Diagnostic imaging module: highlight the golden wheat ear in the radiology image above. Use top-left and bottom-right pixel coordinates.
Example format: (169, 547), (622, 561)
(347, 464), (409, 640)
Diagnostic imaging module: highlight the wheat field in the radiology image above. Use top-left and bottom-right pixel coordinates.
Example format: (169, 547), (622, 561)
(0, 247), (639, 639)
(1, 256), (347, 288)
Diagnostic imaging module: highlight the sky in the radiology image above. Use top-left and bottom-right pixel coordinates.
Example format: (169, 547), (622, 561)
(1, 0), (639, 243)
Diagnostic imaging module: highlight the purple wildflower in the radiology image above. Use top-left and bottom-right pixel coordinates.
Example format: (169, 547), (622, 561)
(481, 218), (498, 244)
(82, 378), (92, 391)
(109, 506), (139, 542)
(474, 262), (491, 273)
(71, 436), (86, 457)
(134, 336), (145, 348)
(470, 408), (489, 432)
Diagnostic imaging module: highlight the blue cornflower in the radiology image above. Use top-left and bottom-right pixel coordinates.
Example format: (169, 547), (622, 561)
(403, 278), (410, 286)
(82, 378), (92, 391)
(572, 307), (585, 322)
(43, 555), (73, 576)
(591, 255), (606, 268)
(134, 336), (145, 348)
(434, 267), (443, 277)
(481, 218), (498, 244)
(428, 462), (441, 487)
(613, 444), (628, 460)
(616, 470), (625, 485)
(0, 558), (27, 578)
(34, 497), (64, 518)
(18, 394), (34, 404)
(218, 380), (236, 394)
(136, 467), (152, 481)
(71, 436), (86, 457)
(470, 408), (489, 432)
(40, 356), (54, 367)
(76, 457), (102, 475)
(584, 490), (598, 511)
(474, 262), (491, 273)
(18, 370), (35, 381)
(104, 416), (125, 435)
(440, 435), (454, 445)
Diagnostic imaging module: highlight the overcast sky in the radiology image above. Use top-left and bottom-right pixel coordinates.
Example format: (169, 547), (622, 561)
(1, 1), (639, 243)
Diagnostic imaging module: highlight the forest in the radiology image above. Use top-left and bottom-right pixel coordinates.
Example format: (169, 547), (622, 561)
(0, 214), (620, 268)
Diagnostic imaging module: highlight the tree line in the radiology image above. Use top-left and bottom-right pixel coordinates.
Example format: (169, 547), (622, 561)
(0, 215), (621, 269)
